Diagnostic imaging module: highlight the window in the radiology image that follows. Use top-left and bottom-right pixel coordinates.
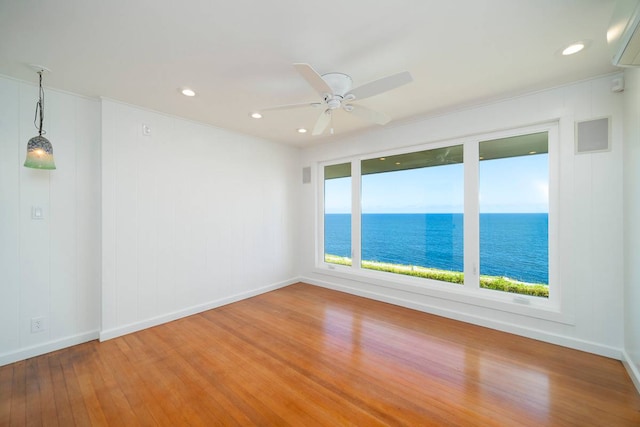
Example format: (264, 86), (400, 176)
(479, 132), (549, 297)
(324, 163), (351, 266)
(319, 125), (555, 304)
(360, 146), (464, 283)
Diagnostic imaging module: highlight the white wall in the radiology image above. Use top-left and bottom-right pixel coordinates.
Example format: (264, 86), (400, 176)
(299, 74), (625, 358)
(0, 75), (101, 366)
(100, 100), (299, 339)
(624, 67), (640, 390)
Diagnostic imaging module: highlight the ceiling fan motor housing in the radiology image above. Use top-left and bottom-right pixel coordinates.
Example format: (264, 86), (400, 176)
(321, 72), (353, 97)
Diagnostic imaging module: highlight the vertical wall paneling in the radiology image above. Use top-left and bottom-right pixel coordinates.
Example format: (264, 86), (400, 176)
(578, 79), (625, 345)
(75, 97), (102, 332)
(114, 107), (140, 327)
(49, 89), (78, 340)
(0, 78), (21, 355)
(136, 111), (160, 321)
(100, 100), (299, 340)
(0, 75), (101, 366)
(154, 117), (178, 316)
(19, 82), (52, 349)
(100, 101), (118, 330)
(624, 68), (640, 391)
(555, 115), (576, 315)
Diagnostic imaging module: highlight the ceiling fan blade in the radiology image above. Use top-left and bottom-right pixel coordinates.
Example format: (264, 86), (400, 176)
(260, 102), (322, 112)
(312, 110), (331, 135)
(293, 63), (333, 97)
(346, 104), (391, 125)
(347, 71), (412, 101)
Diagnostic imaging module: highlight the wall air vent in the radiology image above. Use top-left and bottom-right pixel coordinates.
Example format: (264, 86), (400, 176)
(609, 0), (640, 67)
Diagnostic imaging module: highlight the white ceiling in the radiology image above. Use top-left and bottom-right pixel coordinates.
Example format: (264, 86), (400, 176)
(0, 0), (619, 146)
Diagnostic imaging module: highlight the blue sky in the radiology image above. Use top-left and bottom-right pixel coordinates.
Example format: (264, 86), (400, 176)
(325, 154), (548, 214)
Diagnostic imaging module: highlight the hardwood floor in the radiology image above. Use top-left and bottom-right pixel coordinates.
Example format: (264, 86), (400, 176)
(1, 283), (639, 426)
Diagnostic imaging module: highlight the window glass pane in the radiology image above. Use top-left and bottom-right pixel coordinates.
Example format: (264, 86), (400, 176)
(479, 132), (549, 298)
(360, 146), (464, 284)
(324, 163), (351, 266)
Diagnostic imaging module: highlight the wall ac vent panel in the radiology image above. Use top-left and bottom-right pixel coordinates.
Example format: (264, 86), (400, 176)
(575, 118), (610, 154)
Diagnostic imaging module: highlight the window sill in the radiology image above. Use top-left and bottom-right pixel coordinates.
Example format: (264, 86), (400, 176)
(313, 263), (574, 326)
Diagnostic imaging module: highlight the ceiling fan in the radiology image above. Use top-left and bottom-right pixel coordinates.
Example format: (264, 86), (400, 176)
(258, 63), (413, 136)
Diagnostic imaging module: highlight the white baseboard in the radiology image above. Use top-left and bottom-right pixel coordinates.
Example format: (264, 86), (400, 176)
(99, 277), (298, 342)
(0, 331), (99, 367)
(622, 350), (640, 394)
(301, 276), (623, 360)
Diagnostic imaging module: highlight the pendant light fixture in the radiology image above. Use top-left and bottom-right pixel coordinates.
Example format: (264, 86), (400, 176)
(24, 67), (56, 170)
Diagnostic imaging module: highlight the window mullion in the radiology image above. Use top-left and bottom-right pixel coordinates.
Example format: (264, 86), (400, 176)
(351, 160), (362, 270)
(547, 125), (558, 304)
(464, 140), (480, 289)
(318, 164), (326, 267)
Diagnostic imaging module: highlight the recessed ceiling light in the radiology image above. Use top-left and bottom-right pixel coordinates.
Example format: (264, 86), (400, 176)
(181, 88), (196, 97)
(297, 128), (307, 133)
(379, 157), (386, 161)
(529, 151), (537, 154)
(562, 42), (585, 56)
(250, 112), (262, 119)
(395, 162), (401, 165)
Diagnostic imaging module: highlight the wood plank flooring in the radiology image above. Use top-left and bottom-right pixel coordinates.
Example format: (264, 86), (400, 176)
(1, 282), (639, 426)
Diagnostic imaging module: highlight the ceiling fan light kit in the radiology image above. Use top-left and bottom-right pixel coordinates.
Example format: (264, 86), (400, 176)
(256, 63), (413, 136)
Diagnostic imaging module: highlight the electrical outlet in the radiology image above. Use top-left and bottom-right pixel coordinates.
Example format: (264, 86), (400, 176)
(31, 316), (46, 333)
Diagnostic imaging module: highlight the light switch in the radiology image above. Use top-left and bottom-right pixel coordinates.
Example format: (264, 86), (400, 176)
(31, 206), (44, 220)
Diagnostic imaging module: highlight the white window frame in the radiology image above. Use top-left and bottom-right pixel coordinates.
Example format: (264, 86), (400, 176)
(316, 122), (564, 323)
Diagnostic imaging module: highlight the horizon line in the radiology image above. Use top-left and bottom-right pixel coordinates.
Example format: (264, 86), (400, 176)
(325, 212), (549, 215)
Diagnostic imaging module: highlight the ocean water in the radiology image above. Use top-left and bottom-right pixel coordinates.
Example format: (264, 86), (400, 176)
(324, 213), (548, 284)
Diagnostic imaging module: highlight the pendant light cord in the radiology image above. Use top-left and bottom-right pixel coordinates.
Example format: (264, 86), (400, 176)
(33, 71), (46, 136)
